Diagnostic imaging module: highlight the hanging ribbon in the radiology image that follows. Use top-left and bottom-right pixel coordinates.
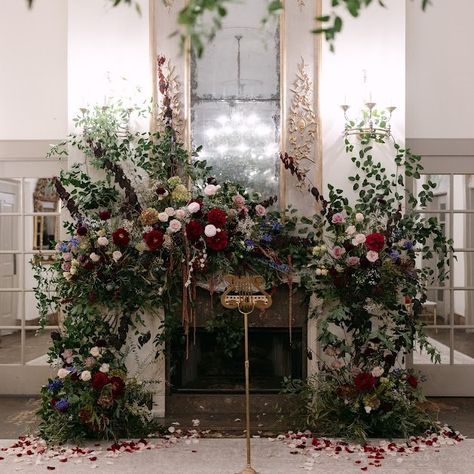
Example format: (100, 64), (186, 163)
(288, 255), (294, 346)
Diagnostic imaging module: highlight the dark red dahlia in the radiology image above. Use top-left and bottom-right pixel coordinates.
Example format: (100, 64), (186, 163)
(186, 220), (203, 241)
(354, 372), (376, 392)
(112, 228), (130, 247)
(110, 376), (125, 398)
(207, 208), (227, 227)
(143, 229), (164, 251)
(156, 186), (167, 196)
(206, 230), (229, 251)
(406, 374), (418, 388)
(99, 210), (111, 221)
(77, 226), (88, 236)
(365, 232), (385, 252)
(91, 372), (110, 391)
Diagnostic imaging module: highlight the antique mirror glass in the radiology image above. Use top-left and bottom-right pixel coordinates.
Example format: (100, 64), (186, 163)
(191, 0), (280, 196)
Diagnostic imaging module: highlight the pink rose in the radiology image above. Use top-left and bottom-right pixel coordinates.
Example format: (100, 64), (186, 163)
(346, 256), (360, 266)
(331, 213), (345, 224)
(63, 253), (72, 262)
(366, 250), (379, 262)
(204, 184), (221, 196)
(233, 194), (246, 208)
(255, 204), (266, 216)
(352, 233), (366, 246)
(62, 262), (71, 271)
(330, 246), (346, 259)
(187, 202), (200, 214)
(351, 366), (362, 377)
(168, 219), (182, 233)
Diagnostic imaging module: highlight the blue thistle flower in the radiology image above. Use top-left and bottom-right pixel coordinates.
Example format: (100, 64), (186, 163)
(54, 398), (69, 412)
(47, 380), (63, 391)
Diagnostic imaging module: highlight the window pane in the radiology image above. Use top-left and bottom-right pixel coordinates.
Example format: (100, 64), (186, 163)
(414, 174), (449, 211)
(0, 329), (21, 364)
(413, 328), (450, 364)
(25, 329), (56, 366)
(0, 291), (20, 327)
(453, 329), (474, 365)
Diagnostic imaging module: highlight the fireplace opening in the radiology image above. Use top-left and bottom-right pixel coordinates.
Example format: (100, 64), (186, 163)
(169, 328), (304, 393)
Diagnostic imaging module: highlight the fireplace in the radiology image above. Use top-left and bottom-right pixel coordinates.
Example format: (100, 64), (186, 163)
(167, 286), (309, 396)
(170, 328), (304, 393)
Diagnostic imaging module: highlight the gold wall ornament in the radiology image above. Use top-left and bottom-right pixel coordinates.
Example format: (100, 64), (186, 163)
(288, 57), (318, 165)
(221, 275), (272, 474)
(156, 58), (185, 142)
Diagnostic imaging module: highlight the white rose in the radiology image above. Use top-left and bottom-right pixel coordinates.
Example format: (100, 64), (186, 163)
(112, 250), (122, 261)
(63, 271), (72, 280)
(99, 363), (110, 373)
(187, 202), (200, 214)
(204, 224), (217, 237)
(90, 346), (100, 357)
(168, 219), (182, 233)
(57, 368), (69, 379)
(321, 269), (328, 276)
(346, 225), (356, 235)
(175, 209), (186, 220)
(97, 236), (108, 246)
(69, 266), (77, 275)
(352, 233), (366, 246)
(355, 213), (365, 222)
(80, 370), (92, 381)
(90, 252), (100, 262)
(371, 366), (384, 378)
(364, 406), (372, 414)
(158, 212), (169, 222)
(204, 184), (221, 196)
(165, 207), (176, 216)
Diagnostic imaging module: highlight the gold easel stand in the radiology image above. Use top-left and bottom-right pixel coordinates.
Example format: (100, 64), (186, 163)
(221, 275), (272, 474)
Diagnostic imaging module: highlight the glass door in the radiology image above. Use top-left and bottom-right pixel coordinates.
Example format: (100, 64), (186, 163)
(0, 166), (62, 394)
(410, 167), (474, 395)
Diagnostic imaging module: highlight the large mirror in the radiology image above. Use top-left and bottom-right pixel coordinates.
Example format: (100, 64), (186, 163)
(191, 0), (280, 196)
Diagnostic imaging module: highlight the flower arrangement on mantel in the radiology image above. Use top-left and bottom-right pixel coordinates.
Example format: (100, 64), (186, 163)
(280, 129), (451, 440)
(34, 60), (450, 443)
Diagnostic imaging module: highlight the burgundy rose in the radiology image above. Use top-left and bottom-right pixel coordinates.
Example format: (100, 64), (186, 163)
(112, 228), (130, 247)
(110, 376), (125, 398)
(77, 226), (88, 236)
(406, 374), (418, 388)
(91, 372), (110, 391)
(156, 186), (167, 196)
(207, 208), (227, 227)
(143, 229), (164, 251)
(99, 210), (111, 221)
(186, 220), (203, 241)
(365, 232), (385, 252)
(354, 372), (376, 391)
(206, 230), (229, 251)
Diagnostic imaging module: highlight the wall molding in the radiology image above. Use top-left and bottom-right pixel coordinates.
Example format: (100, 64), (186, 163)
(406, 138), (474, 157)
(0, 140), (62, 161)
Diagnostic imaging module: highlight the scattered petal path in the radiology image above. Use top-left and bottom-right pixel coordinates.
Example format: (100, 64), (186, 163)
(0, 426), (464, 472)
(276, 426), (465, 471)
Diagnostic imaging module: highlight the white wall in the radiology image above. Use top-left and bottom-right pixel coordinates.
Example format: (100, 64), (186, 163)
(406, 0), (474, 139)
(320, 0), (405, 195)
(67, 0), (151, 127)
(0, 0), (67, 140)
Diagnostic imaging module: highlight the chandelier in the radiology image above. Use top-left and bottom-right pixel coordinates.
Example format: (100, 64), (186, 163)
(341, 101), (396, 140)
